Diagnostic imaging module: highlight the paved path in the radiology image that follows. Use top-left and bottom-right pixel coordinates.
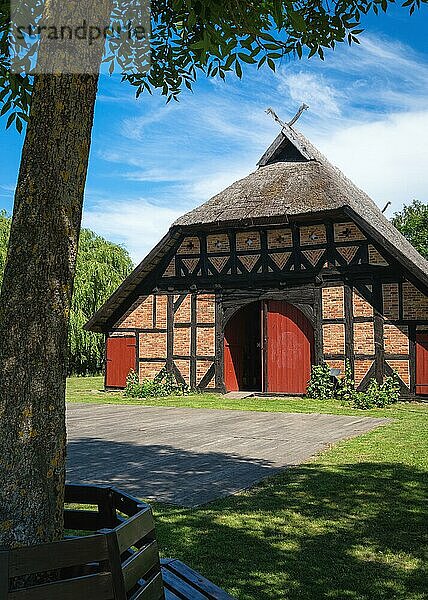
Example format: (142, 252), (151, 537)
(66, 404), (388, 506)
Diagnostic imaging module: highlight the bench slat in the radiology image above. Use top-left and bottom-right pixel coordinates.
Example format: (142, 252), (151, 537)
(164, 590), (183, 600)
(122, 541), (159, 591)
(9, 535), (108, 577)
(64, 509), (103, 531)
(162, 569), (209, 600)
(116, 509), (155, 554)
(65, 484), (110, 505)
(8, 572), (113, 600)
(161, 560), (234, 600)
(129, 572), (164, 600)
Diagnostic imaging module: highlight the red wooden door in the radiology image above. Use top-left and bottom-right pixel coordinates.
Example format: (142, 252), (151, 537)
(105, 336), (136, 388)
(416, 333), (428, 395)
(266, 301), (314, 394)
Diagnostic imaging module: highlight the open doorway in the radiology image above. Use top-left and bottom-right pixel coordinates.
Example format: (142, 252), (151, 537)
(224, 302), (262, 391)
(223, 300), (314, 394)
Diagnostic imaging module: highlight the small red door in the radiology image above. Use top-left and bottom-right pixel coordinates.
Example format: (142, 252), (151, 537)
(416, 333), (428, 395)
(266, 301), (314, 394)
(105, 336), (136, 388)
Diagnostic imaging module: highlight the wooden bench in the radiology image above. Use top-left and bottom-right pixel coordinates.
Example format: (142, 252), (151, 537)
(0, 484), (234, 600)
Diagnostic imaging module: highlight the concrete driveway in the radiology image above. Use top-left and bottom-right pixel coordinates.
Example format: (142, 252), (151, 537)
(66, 404), (387, 506)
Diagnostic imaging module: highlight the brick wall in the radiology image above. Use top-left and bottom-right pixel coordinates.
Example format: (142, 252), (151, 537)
(386, 360), (410, 386)
(322, 286), (344, 319)
(139, 361), (165, 380)
(174, 295), (191, 322)
(267, 228), (293, 249)
(197, 294), (216, 323)
(368, 245), (388, 266)
(300, 224), (326, 245)
(177, 236), (200, 254)
(382, 283), (399, 320)
(384, 324), (409, 355)
(402, 281), (428, 320)
(354, 359), (373, 386)
(197, 327), (215, 356)
(322, 323), (345, 354)
(140, 332), (167, 358)
(325, 359), (345, 375)
(333, 222), (366, 242)
(174, 359), (190, 382)
(114, 292), (217, 388)
(236, 231), (261, 251)
(354, 322), (375, 355)
(174, 327), (191, 356)
(207, 233), (230, 253)
(353, 290), (373, 317)
(117, 295), (153, 328)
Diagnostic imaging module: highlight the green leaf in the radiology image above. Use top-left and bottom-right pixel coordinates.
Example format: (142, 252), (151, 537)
(238, 53), (255, 64)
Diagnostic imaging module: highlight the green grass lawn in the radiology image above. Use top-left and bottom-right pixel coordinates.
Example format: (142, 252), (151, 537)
(67, 376), (428, 599)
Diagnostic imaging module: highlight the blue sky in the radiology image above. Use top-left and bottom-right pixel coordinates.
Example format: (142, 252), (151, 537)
(1, 6), (427, 263)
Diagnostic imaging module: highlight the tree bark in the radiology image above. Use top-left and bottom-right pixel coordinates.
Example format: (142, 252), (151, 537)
(0, 0), (112, 548)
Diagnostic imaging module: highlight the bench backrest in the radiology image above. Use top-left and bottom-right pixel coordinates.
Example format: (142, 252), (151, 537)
(0, 484), (165, 600)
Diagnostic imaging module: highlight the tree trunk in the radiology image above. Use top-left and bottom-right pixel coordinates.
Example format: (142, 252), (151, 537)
(0, 1), (111, 548)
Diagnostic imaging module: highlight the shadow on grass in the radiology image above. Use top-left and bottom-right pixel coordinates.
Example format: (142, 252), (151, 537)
(66, 437), (426, 599)
(153, 462), (427, 600)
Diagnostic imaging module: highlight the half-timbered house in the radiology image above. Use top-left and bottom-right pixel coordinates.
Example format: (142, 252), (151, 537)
(86, 124), (428, 398)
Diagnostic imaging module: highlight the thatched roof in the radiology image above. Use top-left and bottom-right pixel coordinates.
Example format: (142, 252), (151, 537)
(86, 124), (428, 333)
(175, 123), (428, 284)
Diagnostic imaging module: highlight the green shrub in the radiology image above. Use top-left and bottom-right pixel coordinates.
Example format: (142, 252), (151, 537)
(308, 361), (400, 409)
(124, 369), (190, 398)
(307, 363), (335, 400)
(336, 361), (355, 405)
(352, 372), (400, 409)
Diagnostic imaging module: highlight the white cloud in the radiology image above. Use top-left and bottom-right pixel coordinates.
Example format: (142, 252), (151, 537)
(279, 72), (341, 118)
(82, 197), (183, 263)
(312, 110), (428, 213)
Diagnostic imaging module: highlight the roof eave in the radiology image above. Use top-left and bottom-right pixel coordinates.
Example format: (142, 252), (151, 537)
(344, 206), (428, 293)
(85, 227), (182, 333)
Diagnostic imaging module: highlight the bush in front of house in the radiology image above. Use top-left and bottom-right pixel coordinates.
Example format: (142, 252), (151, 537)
(306, 363), (335, 400)
(124, 369), (190, 398)
(307, 361), (400, 409)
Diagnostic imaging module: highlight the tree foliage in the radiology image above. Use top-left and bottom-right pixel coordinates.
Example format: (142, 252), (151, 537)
(392, 199), (428, 260)
(0, 216), (133, 374)
(0, 209), (10, 280)
(0, 0), (427, 130)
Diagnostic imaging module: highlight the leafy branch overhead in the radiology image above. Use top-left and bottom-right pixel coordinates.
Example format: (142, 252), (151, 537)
(0, 0), (427, 129)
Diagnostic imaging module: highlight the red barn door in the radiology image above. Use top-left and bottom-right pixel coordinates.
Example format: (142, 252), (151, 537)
(265, 301), (314, 394)
(105, 336), (136, 388)
(416, 333), (428, 395)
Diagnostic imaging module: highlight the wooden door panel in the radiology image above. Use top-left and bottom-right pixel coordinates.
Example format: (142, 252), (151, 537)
(224, 309), (245, 392)
(266, 301), (314, 394)
(416, 333), (428, 395)
(106, 336), (136, 388)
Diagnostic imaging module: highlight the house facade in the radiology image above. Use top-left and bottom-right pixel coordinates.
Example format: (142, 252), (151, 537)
(86, 125), (428, 398)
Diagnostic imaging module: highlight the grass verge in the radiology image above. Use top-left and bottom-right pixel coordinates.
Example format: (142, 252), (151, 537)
(67, 376), (428, 599)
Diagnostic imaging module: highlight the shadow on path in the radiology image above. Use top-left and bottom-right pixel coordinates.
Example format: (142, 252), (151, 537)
(67, 437), (276, 506)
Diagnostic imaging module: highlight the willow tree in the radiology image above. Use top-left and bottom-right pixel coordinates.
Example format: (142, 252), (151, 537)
(0, 219), (133, 374)
(0, 0), (425, 549)
(69, 229), (133, 375)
